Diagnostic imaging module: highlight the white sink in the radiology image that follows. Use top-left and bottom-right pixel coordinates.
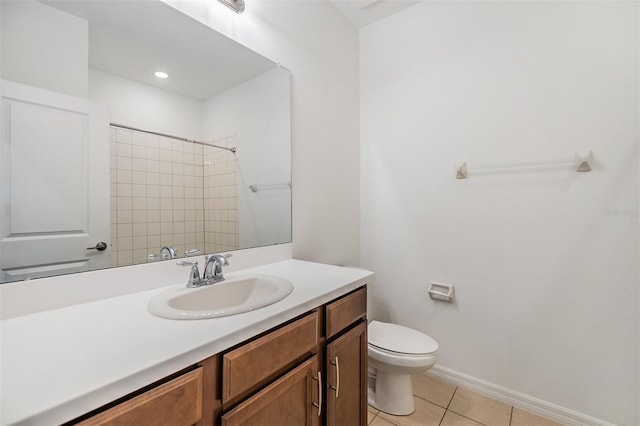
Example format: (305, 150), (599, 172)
(148, 274), (294, 320)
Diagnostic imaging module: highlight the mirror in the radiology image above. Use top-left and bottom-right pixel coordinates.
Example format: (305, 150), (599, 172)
(0, 0), (291, 283)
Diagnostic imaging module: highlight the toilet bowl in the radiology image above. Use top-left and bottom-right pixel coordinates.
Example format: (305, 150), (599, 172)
(368, 320), (438, 415)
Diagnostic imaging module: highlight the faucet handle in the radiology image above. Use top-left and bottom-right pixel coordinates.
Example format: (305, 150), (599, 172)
(205, 253), (232, 265)
(217, 253), (232, 265)
(184, 249), (202, 257)
(186, 261), (202, 288)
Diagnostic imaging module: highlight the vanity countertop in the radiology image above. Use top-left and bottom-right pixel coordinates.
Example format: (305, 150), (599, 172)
(0, 259), (373, 426)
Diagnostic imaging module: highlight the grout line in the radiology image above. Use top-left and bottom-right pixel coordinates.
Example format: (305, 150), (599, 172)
(454, 411), (488, 426)
(446, 386), (458, 410)
(438, 387), (458, 426)
(437, 408), (446, 425)
(445, 389), (497, 426)
(368, 405), (385, 425)
(414, 393), (450, 410)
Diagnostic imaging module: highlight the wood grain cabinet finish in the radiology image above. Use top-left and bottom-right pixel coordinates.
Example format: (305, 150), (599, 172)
(325, 287), (367, 339)
(78, 368), (203, 426)
(325, 321), (367, 426)
(221, 356), (321, 426)
(222, 311), (319, 407)
(197, 355), (222, 426)
(221, 285), (367, 426)
(71, 285), (367, 426)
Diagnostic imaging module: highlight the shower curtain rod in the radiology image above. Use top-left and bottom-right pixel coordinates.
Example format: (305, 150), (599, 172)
(110, 123), (237, 153)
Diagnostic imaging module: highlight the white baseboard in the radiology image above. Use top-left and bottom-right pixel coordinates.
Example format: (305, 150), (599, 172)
(427, 365), (615, 426)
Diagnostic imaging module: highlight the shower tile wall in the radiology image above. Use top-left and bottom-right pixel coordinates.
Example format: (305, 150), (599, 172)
(203, 135), (239, 254)
(109, 127), (238, 267)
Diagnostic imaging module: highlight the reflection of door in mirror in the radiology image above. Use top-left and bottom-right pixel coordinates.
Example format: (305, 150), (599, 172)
(0, 80), (110, 282)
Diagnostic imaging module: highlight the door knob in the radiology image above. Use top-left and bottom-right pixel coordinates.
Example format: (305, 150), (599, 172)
(87, 242), (108, 251)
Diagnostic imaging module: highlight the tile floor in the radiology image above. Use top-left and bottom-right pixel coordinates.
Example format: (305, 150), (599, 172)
(367, 375), (562, 426)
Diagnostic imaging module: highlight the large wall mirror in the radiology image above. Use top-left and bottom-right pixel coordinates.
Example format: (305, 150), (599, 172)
(0, 0), (291, 283)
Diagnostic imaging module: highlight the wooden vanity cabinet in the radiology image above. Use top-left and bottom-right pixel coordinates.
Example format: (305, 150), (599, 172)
(198, 355), (223, 426)
(76, 368), (204, 426)
(323, 287), (368, 426)
(219, 286), (367, 426)
(221, 311), (320, 408)
(72, 285), (367, 426)
(221, 356), (321, 426)
(325, 287), (367, 339)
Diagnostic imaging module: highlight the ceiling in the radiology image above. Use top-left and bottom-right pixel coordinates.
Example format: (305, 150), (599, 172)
(39, 0), (418, 99)
(328, 0), (420, 28)
(42, 1), (276, 101)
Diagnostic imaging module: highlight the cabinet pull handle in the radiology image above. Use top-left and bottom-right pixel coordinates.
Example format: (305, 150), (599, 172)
(329, 356), (340, 398)
(312, 371), (322, 416)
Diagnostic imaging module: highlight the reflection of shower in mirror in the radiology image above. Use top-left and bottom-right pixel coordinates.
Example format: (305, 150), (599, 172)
(109, 125), (239, 267)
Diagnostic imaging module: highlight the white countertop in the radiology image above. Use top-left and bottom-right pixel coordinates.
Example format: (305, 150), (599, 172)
(0, 260), (373, 426)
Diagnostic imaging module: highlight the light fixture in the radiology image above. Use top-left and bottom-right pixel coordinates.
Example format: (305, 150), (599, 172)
(154, 71), (169, 79)
(217, 0), (245, 13)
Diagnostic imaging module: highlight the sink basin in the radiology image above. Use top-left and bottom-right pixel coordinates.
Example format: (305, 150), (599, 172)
(148, 274), (294, 320)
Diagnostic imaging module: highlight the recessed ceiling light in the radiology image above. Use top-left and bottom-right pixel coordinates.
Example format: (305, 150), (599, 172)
(154, 71), (169, 79)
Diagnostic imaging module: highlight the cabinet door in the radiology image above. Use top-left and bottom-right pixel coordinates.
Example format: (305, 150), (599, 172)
(326, 321), (367, 426)
(221, 356), (321, 426)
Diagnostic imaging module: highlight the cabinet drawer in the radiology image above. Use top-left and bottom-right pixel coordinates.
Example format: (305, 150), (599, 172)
(223, 311), (319, 405)
(325, 287), (366, 339)
(78, 368), (203, 426)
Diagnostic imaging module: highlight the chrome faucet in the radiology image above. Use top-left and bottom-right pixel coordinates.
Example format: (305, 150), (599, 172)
(203, 254), (232, 285)
(181, 253), (232, 288)
(159, 246), (177, 260)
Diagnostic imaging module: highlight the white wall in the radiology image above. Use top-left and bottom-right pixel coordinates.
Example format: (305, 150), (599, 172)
(89, 69), (203, 141)
(0, 0), (88, 98)
(360, 2), (639, 425)
(202, 68), (291, 249)
(164, 0), (360, 266)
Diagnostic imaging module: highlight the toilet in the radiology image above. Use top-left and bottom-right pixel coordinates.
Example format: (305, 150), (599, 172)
(367, 320), (439, 415)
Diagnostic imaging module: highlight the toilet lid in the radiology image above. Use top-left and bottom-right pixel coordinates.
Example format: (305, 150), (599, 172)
(368, 321), (438, 355)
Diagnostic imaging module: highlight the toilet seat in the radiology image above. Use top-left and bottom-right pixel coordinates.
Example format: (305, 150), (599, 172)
(368, 321), (438, 355)
(369, 344), (435, 357)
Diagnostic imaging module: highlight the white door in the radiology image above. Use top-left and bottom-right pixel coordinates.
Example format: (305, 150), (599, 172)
(0, 80), (110, 282)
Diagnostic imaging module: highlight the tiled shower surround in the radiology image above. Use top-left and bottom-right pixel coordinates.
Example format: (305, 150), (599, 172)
(109, 126), (238, 267)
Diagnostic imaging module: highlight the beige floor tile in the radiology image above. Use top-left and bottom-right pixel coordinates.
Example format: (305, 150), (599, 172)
(368, 406), (380, 425)
(370, 416), (397, 426)
(448, 387), (511, 426)
(412, 374), (457, 408)
(511, 407), (562, 426)
(440, 410), (484, 426)
(377, 396), (445, 426)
